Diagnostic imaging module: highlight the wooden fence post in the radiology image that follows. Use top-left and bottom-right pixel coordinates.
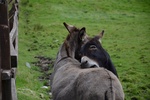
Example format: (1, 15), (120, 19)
(0, 0), (12, 99)
(9, 0), (18, 99)
(0, 0), (18, 99)
(0, 41), (2, 100)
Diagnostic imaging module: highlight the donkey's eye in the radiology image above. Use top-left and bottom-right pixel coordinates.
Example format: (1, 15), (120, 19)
(89, 45), (97, 50)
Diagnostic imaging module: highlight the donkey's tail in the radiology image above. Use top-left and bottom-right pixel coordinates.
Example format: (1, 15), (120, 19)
(105, 87), (115, 100)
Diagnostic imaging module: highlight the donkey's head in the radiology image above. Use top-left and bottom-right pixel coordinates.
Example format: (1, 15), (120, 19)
(63, 22), (88, 58)
(80, 30), (105, 68)
(80, 30), (118, 77)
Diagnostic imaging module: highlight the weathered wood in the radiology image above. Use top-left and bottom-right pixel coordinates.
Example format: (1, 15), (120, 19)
(0, 2), (12, 100)
(9, 2), (15, 30)
(10, 4), (18, 69)
(10, 6), (18, 43)
(2, 70), (12, 80)
(0, 3), (2, 100)
(10, 23), (17, 42)
(11, 68), (17, 78)
(9, 0), (19, 33)
(0, 3), (11, 70)
(0, 9), (2, 97)
(10, 1), (18, 100)
(0, 0), (6, 4)
(10, 41), (17, 56)
(11, 78), (17, 100)
(0, 0), (10, 69)
(0, 74), (1, 100)
(0, 0), (18, 100)
(0, 39), (2, 100)
(2, 80), (12, 100)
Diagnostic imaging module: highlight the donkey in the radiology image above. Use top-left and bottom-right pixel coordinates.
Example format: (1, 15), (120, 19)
(51, 23), (124, 100)
(79, 31), (119, 77)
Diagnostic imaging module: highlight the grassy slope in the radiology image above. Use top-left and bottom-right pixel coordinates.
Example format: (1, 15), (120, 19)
(18, 0), (150, 99)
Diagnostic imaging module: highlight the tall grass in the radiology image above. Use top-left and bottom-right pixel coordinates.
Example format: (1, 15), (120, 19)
(18, 0), (150, 99)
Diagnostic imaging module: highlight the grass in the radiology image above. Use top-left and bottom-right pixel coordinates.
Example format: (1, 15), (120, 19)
(18, 0), (150, 99)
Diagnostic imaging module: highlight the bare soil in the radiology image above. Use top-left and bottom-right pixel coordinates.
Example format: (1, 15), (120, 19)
(32, 56), (54, 87)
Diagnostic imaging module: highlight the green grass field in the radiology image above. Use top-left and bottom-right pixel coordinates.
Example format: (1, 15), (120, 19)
(17, 0), (150, 99)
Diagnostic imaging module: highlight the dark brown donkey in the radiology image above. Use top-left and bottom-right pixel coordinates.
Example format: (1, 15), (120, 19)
(50, 23), (124, 100)
(79, 31), (118, 77)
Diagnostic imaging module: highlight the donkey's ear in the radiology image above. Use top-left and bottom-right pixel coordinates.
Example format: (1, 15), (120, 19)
(99, 30), (104, 38)
(63, 22), (75, 33)
(79, 27), (88, 42)
(95, 30), (104, 39)
(95, 30), (104, 42)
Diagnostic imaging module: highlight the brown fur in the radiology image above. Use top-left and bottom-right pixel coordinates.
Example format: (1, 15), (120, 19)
(50, 23), (124, 100)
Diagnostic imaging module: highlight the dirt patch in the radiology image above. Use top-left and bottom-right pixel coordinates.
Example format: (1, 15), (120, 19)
(32, 56), (54, 86)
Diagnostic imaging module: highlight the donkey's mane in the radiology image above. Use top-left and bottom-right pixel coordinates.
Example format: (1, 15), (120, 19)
(64, 27), (81, 58)
(64, 41), (70, 57)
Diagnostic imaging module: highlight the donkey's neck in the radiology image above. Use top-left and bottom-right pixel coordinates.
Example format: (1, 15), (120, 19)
(53, 42), (76, 71)
(57, 42), (75, 61)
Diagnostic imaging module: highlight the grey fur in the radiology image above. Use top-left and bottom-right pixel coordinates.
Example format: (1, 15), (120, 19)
(51, 23), (124, 100)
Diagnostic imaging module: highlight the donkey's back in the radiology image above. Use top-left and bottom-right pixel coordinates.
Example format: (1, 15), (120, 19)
(76, 68), (124, 100)
(52, 61), (124, 100)
(51, 58), (81, 100)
